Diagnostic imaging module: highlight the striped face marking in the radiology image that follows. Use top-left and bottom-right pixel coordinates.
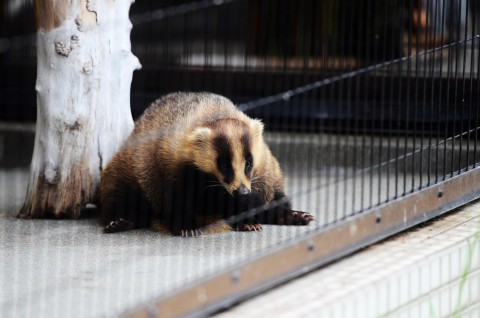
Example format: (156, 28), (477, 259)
(212, 124), (254, 195)
(213, 135), (234, 184)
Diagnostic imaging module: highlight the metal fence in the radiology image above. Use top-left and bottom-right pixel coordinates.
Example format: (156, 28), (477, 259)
(1, 0), (480, 317)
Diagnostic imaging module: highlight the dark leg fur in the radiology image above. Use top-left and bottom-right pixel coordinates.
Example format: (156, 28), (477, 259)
(160, 165), (225, 236)
(161, 165), (275, 235)
(102, 166), (313, 235)
(103, 165), (233, 236)
(256, 191), (315, 226)
(104, 218), (135, 233)
(226, 189), (264, 231)
(101, 180), (153, 233)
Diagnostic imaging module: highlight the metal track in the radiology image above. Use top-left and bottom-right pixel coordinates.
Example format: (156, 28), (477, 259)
(123, 166), (480, 318)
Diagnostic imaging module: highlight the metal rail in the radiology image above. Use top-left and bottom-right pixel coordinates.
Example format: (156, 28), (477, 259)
(123, 166), (480, 318)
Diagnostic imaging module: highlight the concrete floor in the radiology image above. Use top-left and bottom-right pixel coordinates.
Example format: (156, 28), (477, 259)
(0, 218), (316, 317)
(0, 167), (316, 318)
(1, 132), (479, 317)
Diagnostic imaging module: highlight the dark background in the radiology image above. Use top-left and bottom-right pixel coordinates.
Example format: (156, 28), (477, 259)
(1, 0), (480, 135)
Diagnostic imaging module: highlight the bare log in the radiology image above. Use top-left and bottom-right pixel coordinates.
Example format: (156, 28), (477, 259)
(19, 0), (141, 218)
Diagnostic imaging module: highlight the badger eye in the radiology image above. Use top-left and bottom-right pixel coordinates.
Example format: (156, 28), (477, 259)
(245, 160), (252, 174)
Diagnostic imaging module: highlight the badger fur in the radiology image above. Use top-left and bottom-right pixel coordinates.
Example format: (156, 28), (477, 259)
(100, 92), (313, 236)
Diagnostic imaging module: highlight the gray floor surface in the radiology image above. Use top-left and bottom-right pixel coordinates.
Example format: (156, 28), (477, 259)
(0, 167), (316, 318)
(1, 133), (476, 317)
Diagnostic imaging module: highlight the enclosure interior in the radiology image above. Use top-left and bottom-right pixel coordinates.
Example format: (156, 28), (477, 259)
(1, 0), (480, 317)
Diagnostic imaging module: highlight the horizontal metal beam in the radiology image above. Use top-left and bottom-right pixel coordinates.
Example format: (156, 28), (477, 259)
(124, 166), (480, 318)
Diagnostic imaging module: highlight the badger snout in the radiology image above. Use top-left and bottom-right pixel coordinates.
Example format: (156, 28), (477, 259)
(234, 184), (250, 196)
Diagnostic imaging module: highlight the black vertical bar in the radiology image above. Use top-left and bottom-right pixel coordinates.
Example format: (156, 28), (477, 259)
(277, 0), (287, 134)
(444, 0), (454, 179)
(258, 0), (269, 119)
(386, 0), (396, 203)
(427, 0), (437, 186)
(332, 0), (340, 219)
(459, 0), (469, 173)
(367, 0), (376, 208)
(203, 3), (209, 89)
(222, 2), (231, 97)
(360, 0), (370, 211)
(323, 0), (332, 220)
(404, 0), (413, 196)
(300, 0), (313, 222)
(378, 0), (388, 204)
(476, 48), (480, 168)
(328, 0), (338, 220)
(281, 0), (294, 227)
(436, 0), (447, 182)
(413, 0), (422, 192)
(421, 0), (431, 189)
(182, 13), (191, 91)
(451, 0), (462, 177)
(282, 0), (295, 227)
(360, 0), (371, 212)
(395, 1), (406, 198)
(242, 0), (250, 102)
(475, 0), (480, 167)
(348, 1), (358, 216)
(315, 1), (330, 225)
(312, 1), (323, 224)
(353, 0), (363, 213)
(343, 0), (355, 215)
(163, 11), (171, 93)
(334, 0), (344, 219)
(467, 0), (477, 170)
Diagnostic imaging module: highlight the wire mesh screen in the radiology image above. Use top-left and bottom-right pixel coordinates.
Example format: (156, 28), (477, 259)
(1, 0), (480, 317)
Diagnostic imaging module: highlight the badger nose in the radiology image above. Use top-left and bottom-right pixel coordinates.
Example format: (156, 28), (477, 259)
(235, 184), (250, 196)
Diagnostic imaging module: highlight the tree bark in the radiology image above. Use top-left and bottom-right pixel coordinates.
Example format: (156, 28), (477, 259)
(19, 0), (141, 218)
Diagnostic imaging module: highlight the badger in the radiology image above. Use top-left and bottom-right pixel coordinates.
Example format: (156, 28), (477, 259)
(100, 92), (314, 236)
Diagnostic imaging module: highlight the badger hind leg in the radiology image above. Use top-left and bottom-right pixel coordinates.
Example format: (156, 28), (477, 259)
(152, 218), (233, 236)
(178, 220), (233, 237)
(101, 179), (152, 233)
(199, 218), (233, 235)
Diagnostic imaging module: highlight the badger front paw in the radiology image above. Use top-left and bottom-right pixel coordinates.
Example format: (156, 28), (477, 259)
(277, 210), (315, 225)
(104, 218), (136, 233)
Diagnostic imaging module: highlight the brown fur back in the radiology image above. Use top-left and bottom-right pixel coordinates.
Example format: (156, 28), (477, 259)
(100, 92), (289, 234)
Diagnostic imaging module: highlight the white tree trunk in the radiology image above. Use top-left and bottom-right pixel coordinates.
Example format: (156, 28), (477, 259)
(19, 0), (141, 218)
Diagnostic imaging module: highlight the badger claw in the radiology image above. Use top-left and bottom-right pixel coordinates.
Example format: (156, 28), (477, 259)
(237, 223), (263, 232)
(180, 229), (204, 237)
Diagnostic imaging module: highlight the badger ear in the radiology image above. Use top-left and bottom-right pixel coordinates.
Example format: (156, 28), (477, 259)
(188, 127), (212, 143)
(250, 119), (264, 137)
